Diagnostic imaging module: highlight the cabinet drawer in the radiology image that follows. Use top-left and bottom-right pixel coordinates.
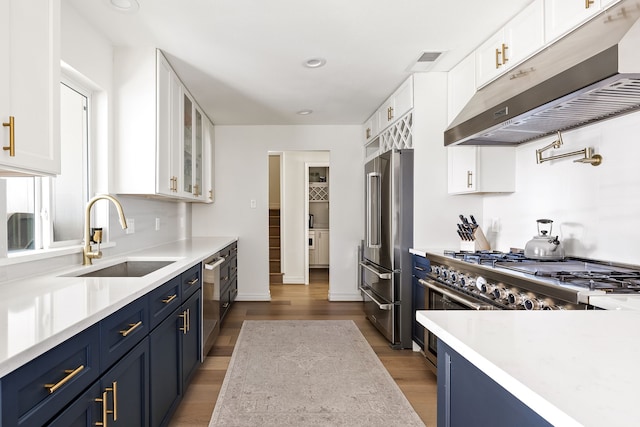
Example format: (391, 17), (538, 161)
(413, 255), (430, 280)
(181, 263), (201, 300)
(149, 276), (181, 330)
(220, 277), (238, 321)
(1, 324), (100, 427)
(100, 295), (149, 371)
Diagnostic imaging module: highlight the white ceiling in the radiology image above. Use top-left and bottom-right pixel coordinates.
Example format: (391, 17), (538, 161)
(65, 0), (533, 126)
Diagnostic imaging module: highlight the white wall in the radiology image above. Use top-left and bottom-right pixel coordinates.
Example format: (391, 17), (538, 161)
(483, 109), (640, 265)
(192, 126), (362, 301)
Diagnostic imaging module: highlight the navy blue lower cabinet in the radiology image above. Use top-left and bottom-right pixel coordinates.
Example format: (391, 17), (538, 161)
(149, 308), (182, 427)
(47, 383), (102, 426)
(437, 339), (552, 427)
(100, 337), (150, 427)
(0, 324), (101, 427)
(181, 290), (202, 388)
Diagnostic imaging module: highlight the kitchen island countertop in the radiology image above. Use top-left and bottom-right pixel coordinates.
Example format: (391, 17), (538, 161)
(417, 310), (640, 427)
(0, 237), (236, 378)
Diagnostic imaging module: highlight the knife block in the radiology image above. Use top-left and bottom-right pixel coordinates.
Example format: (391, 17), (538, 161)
(460, 226), (491, 252)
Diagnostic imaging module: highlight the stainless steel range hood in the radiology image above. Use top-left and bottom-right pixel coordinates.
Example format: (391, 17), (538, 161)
(445, 0), (640, 146)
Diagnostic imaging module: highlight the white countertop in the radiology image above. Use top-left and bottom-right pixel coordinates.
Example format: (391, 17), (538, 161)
(0, 237), (236, 378)
(417, 310), (640, 427)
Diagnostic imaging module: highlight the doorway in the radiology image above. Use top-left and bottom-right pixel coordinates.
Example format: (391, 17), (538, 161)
(268, 151), (330, 288)
(305, 162), (330, 284)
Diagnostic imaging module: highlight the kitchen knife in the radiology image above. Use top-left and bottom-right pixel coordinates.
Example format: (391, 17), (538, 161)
(457, 224), (468, 240)
(457, 230), (466, 241)
(470, 215), (478, 228)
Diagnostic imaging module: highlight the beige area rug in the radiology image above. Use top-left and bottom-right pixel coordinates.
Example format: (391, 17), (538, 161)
(209, 320), (425, 427)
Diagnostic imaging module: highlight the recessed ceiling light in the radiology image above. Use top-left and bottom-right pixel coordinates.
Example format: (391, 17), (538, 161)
(304, 58), (326, 68)
(297, 110), (313, 115)
(107, 0), (140, 13)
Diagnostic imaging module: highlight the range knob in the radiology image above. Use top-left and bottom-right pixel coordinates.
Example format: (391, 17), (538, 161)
(492, 287), (508, 300)
(524, 298), (544, 310)
(450, 272), (458, 283)
(433, 266), (441, 277)
(441, 269), (449, 280)
(508, 292), (526, 305)
(475, 276), (487, 292)
(458, 275), (467, 287)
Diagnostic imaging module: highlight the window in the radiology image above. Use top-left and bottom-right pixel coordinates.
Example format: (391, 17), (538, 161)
(4, 80), (89, 254)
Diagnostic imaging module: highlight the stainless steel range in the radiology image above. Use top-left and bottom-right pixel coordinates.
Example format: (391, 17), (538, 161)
(419, 249), (640, 370)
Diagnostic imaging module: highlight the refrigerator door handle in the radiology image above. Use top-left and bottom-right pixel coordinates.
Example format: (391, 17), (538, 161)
(359, 261), (392, 279)
(359, 285), (394, 310)
(366, 171), (382, 249)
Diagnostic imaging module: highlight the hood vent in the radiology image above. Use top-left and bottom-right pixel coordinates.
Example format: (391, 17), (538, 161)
(445, 0), (640, 146)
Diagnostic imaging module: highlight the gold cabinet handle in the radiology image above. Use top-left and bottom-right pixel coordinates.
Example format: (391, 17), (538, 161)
(366, 127), (371, 139)
(179, 310), (188, 334)
(193, 184), (200, 196)
(467, 170), (473, 188)
(187, 308), (190, 332)
(162, 294), (177, 304)
(209, 190), (213, 200)
(119, 320), (142, 337)
(105, 382), (118, 421)
(501, 43), (509, 64)
(95, 390), (110, 427)
(585, 0), (594, 8)
(44, 364), (85, 394)
(187, 277), (199, 286)
(495, 48), (502, 69)
(2, 116), (15, 156)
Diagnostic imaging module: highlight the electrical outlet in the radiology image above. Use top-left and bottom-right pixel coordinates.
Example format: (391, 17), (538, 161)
(250, 199), (257, 209)
(155, 218), (161, 231)
(126, 218), (135, 234)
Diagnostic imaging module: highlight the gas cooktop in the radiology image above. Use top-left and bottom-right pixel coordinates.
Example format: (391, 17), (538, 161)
(442, 250), (640, 296)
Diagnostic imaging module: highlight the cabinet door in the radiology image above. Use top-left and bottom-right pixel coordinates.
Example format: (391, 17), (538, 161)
(203, 118), (215, 203)
(504, 1), (544, 67)
(447, 146), (477, 194)
(392, 77), (413, 120)
(47, 383), (102, 427)
(182, 291), (202, 387)
(101, 338), (150, 427)
(149, 309), (182, 427)
(156, 54), (180, 197)
(545, 0), (602, 42)
(182, 92), (194, 197)
(0, 0), (60, 175)
(317, 230), (330, 266)
(193, 107), (204, 200)
(363, 110), (379, 143)
(475, 30), (506, 88)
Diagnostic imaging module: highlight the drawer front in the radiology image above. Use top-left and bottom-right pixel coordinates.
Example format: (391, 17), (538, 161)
(100, 295), (149, 371)
(413, 255), (430, 280)
(1, 324), (100, 427)
(181, 263), (201, 300)
(220, 277), (238, 321)
(149, 276), (181, 330)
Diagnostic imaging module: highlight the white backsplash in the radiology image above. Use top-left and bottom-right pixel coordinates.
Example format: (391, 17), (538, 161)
(483, 109), (640, 265)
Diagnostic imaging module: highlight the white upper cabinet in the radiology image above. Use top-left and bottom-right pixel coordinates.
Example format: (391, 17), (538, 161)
(156, 54), (181, 197)
(476, 1), (544, 87)
(0, 0), (60, 176)
(362, 76), (413, 144)
(114, 48), (213, 202)
(363, 111), (380, 144)
(203, 118), (215, 203)
(545, 0), (605, 43)
(448, 146), (515, 194)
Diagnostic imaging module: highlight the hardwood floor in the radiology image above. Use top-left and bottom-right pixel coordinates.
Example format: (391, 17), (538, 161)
(169, 269), (437, 426)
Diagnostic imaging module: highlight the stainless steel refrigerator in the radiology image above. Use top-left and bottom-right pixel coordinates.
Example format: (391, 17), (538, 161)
(359, 149), (413, 349)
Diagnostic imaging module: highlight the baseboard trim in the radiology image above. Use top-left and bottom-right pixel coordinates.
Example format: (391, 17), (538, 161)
(235, 292), (271, 301)
(282, 276), (305, 284)
(328, 291), (364, 302)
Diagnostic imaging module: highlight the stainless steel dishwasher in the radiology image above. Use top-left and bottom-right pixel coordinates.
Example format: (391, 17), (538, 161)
(202, 253), (225, 357)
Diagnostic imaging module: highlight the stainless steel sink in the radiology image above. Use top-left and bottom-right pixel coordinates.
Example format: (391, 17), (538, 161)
(65, 260), (176, 278)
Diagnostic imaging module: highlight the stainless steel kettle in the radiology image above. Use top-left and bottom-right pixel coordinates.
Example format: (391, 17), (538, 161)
(524, 219), (565, 260)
